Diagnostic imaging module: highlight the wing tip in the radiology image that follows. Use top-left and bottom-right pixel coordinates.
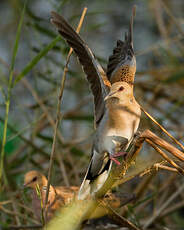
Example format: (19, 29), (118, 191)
(107, 6), (137, 80)
(128, 5), (136, 46)
(50, 11), (61, 24)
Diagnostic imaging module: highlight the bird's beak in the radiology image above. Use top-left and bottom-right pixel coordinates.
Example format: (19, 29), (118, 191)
(23, 183), (28, 188)
(104, 90), (118, 101)
(23, 181), (31, 188)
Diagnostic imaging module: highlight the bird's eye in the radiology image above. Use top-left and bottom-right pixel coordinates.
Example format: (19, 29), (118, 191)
(32, 176), (37, 182)
(119, 86), (124, 91)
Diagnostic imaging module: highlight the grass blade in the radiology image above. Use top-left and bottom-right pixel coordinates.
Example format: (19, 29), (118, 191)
(0, 1), (26, 183)
(13, 35), (62, 86)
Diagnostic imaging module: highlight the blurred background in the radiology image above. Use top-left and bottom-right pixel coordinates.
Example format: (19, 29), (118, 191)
(0, 0), (184, 229)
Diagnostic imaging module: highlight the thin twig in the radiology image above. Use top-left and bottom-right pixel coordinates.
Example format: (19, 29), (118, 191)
(154, 164), (178, 173)
(21, 79), (64, 143)
(143, 183), (184, 229)
(11, 200), (21, 225)
(135, 172), (156, 200)
(22, 79), (69, 186)
(137, 34), (183, 56)
(146, 139), (184, 175)
(107, 204), (141, 230)
(134, 173), (177, 215)
(141, 129), (184, 161)
(161, 0), (184, 36)
(141, 106), (184, 151)
(66, 153), (81, 184)
(152, 0), (168, 40)
(0, 200), (12, 205)
(159, 200), (184, 218)
(56, 153), (70, 186)
(44, 7), (87, 220)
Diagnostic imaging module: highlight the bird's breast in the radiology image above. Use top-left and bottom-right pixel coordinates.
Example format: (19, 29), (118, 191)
(106, 109), (137, 138)
(96, 105), (140, 155)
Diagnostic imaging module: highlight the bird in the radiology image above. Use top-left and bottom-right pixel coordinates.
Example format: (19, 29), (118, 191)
(78, 82), (141, 199)
(23, 171), (130, 221)
(24, 170), (78, 223)
(50, 6), (141, 199)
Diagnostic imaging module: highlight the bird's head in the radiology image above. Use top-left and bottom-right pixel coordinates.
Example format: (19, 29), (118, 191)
(24, 170), (47, 189)
(104, 82), (133, 102)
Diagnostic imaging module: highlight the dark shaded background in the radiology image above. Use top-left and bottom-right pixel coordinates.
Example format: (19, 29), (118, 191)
(0, 0), (184, 229)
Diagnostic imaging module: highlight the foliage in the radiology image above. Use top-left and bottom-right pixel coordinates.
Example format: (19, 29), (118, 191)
(0, 0), (184, 229)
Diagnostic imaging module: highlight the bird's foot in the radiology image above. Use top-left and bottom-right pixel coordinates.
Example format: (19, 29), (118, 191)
(110, 157), (121, 165)
(110, 151), (127, 165)
(112, 151), (127, 157)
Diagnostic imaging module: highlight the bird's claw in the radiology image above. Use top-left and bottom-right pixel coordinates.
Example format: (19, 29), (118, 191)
(112, 151), (127, 157)
(110, 151), (127, 165)
(110, 157), (121, 165)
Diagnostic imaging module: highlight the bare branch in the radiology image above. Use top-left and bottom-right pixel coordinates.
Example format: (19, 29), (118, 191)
(44, 7), (88, 221)
(141, 107), (184, 151)
(143, 183), (184, 229)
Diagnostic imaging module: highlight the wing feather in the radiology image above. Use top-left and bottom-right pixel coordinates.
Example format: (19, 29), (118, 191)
(51, 12), (111, 126)
(107, 6), (136, 81)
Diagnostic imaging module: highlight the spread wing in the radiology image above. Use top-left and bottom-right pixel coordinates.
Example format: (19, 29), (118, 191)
(51, 12), (111, 127)
(107, 6), (136, 83)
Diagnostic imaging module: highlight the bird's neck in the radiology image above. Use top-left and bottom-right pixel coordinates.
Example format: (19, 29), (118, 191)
(106, 95), (134, 110)
(106, 97), (135, 129)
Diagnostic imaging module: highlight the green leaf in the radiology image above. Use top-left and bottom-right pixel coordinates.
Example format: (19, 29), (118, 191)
(13, 35), (62, 86)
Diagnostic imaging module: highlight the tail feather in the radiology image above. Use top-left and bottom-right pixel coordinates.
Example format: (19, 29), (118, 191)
(78, 157), (112, 200)
(78, 179), (91, 200)
(78, 157), (92, 200)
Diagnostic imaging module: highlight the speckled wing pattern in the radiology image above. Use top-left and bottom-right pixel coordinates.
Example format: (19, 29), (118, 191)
(107, 6), (136, 85)
(51, 12), (110, 127)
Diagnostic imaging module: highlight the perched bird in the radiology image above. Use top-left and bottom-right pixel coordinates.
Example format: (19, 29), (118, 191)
(24, 171), (129, 221)
(24, 170), (78, 222)
(50, 6), (141, 199)
(79, 82), (141, 198)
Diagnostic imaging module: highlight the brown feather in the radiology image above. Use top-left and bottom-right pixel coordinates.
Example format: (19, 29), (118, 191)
(107, 6), (136, 84)
(24, 171), (126, 222)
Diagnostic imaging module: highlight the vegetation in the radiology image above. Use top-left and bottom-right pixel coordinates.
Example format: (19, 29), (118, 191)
(0, 0), (184, 229)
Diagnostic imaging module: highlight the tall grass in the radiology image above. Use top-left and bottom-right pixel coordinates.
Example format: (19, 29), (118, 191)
(0, 1), (26, 184)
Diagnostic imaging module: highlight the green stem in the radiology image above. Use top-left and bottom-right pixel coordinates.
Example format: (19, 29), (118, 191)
(0, 1), (26, 184)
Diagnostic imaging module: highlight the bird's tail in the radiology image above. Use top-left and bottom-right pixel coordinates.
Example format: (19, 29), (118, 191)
(78, 157), (112, 200)
(107, 6), (136, 85)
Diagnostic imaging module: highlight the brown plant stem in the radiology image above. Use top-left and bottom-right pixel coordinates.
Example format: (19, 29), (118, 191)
(141, 107), (184, 151)
(44, 7), (87, 221)
(143, 183), (184, 229)
(107, 205), (141, 230)
(146, 139), (184, 175)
